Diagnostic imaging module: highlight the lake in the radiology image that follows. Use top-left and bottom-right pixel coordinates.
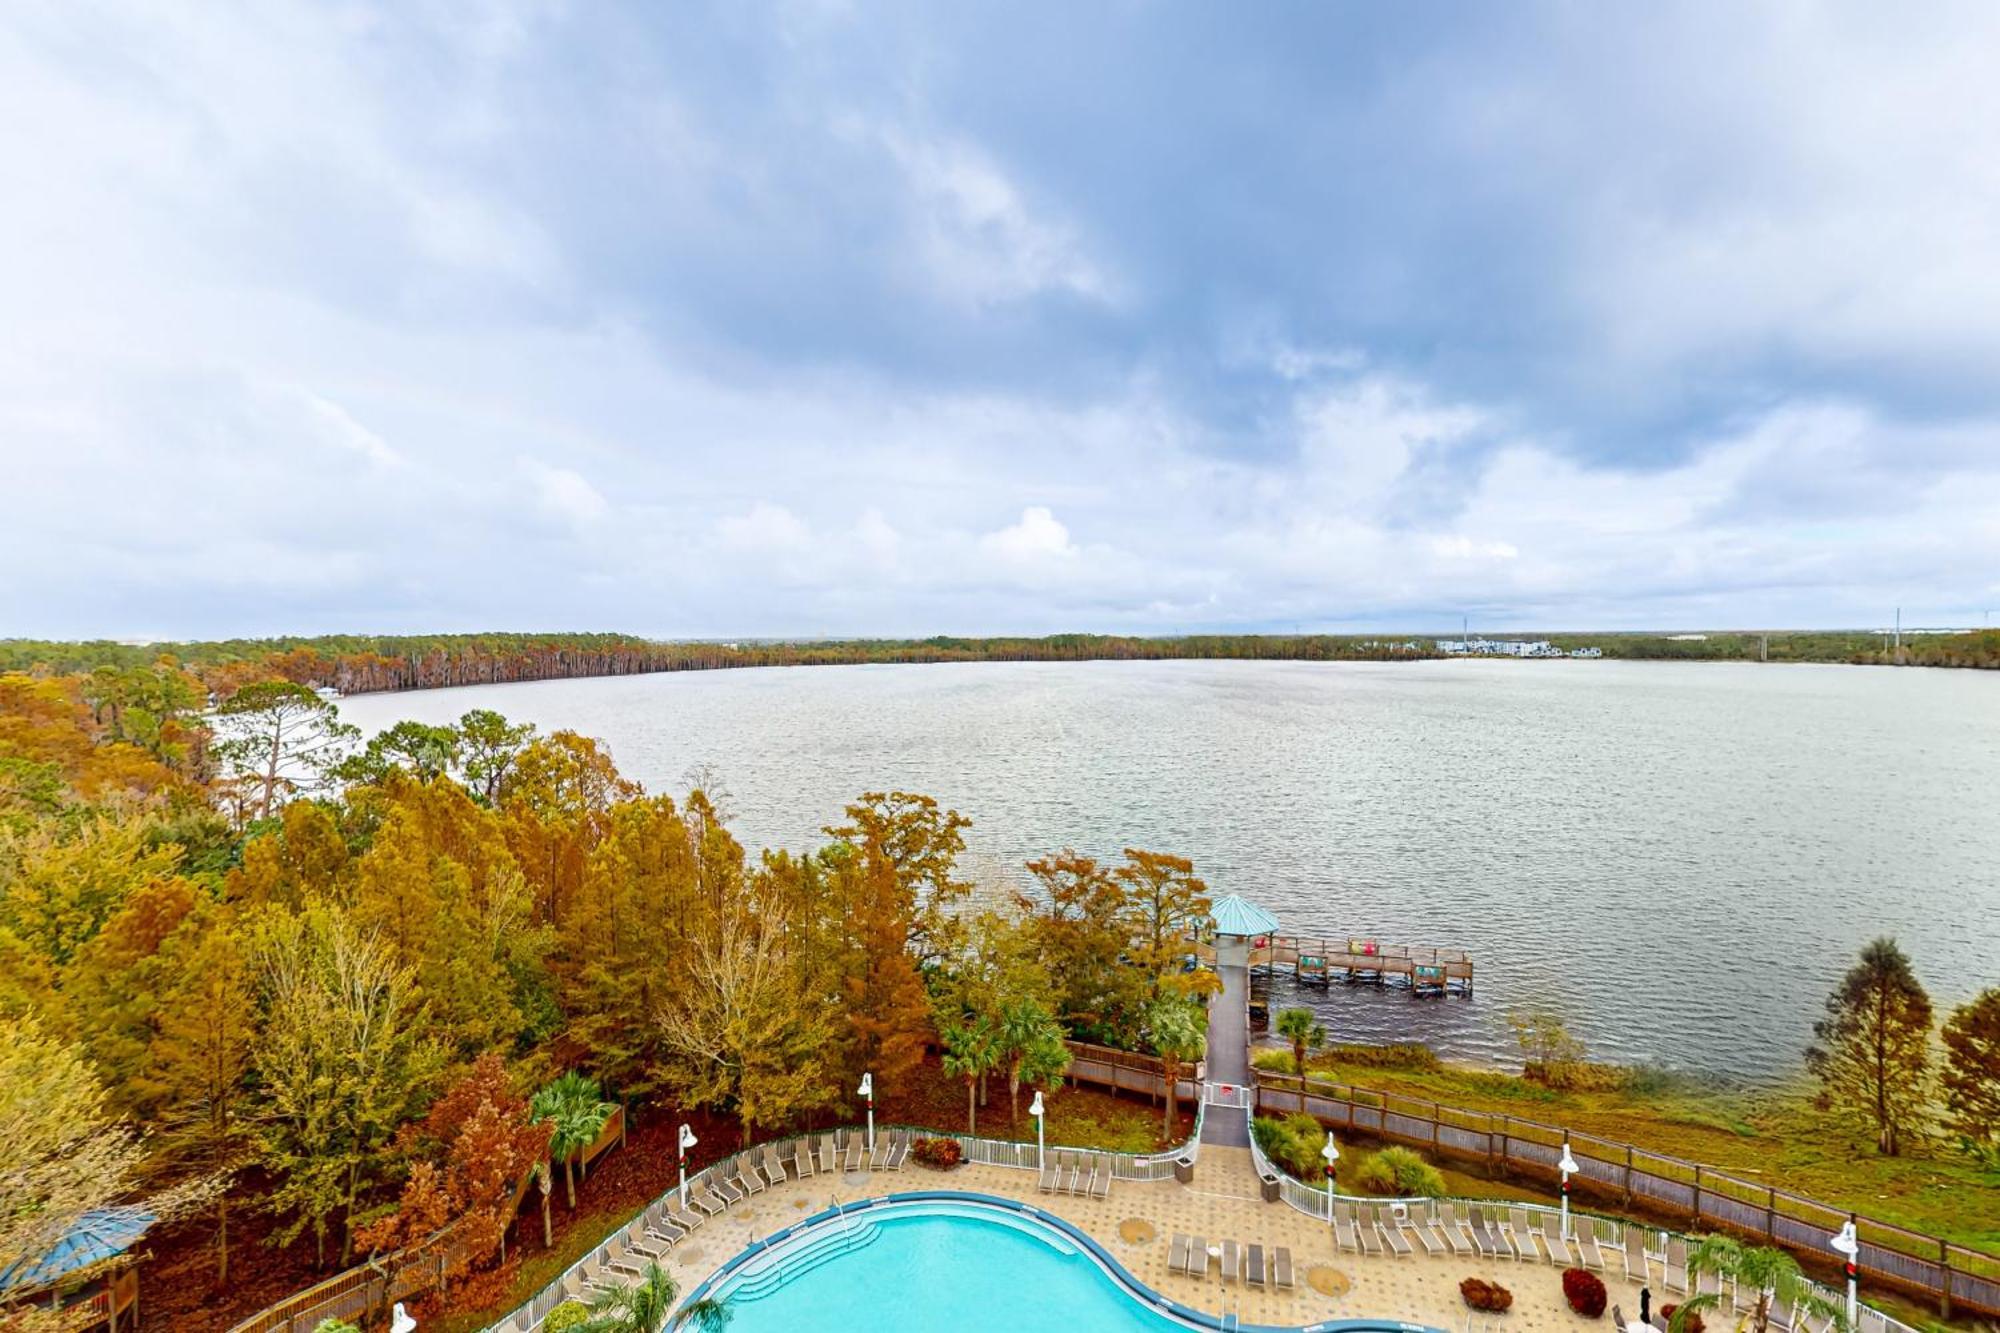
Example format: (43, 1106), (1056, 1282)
(337, 658), (2000, 1078)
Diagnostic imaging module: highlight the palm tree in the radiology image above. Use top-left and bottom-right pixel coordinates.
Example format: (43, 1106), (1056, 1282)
(941, 1018), (998, 1135)
(532, 1071), (615, 1209)
(583, 1260), (730, 1333)
(1274, 1007), (1327, 1077)
(1147, 999), (1206, 1140)
(997, 1000), (1069, 1128)
(1672, 1235), (1845, 1333)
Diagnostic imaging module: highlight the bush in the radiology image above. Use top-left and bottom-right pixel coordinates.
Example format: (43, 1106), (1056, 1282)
(1250, 1112), (1330, 1179)
(312, 1323), (362, 1333)
(911, 1136), (962, 1169)
(1660, 1304), (1704, 1333)
(1327, 1042), (1442, 1072)
(1562, 1267), (1608, 1318)
(1353, 1146), (1447, 1198)
(544, 1302), (591, 1333)
(1460, 1278), (1513, 1312)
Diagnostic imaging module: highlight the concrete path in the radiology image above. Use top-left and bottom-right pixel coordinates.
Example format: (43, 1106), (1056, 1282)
(1200, 954), (1252, 1148)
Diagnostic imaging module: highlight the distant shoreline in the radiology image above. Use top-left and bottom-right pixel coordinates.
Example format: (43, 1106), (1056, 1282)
(4, 627), (1995, 697)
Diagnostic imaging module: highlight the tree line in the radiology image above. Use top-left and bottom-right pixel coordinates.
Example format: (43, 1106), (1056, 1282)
(0, 665), (1221, 1327)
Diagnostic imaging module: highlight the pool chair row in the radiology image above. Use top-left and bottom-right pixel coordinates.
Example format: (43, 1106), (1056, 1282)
(788, 1127), (912, 1176)
(1037, 1149), (1113, 1199)
(1168, 1234), (1295, 1290)
(1336, 1200), (1624, 1268)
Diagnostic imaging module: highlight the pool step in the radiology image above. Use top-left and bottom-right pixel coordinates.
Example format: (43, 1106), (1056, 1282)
(727, 1222), (884, 1302)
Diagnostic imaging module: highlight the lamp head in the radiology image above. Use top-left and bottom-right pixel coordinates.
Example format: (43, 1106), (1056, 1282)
(1321, 1132), (1339, 1164)
(391, 1302), (417, 1333)
(858, 1072), (874, 1099)
(678, 1124), (698, 1151)
(1558, 1142), (1579, 1175)
(1029, 1090), (1045, 1118)
(1830, 1221), (1859, 1258)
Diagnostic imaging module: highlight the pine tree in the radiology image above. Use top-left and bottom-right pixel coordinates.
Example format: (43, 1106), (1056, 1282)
(1941, 987), (2000, 1166)
(1805, 937), (1933, 1156)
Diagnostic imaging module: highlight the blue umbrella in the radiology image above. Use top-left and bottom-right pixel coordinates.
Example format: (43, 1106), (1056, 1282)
(0, 1208), (154, 1294)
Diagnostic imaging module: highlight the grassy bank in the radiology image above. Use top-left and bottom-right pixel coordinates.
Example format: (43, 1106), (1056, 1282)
(1256, 1045), (2000, 1256)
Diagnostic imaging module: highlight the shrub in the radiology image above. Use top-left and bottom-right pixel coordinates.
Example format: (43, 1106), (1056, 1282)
(1661, 1304), (1704, 1333)
(1460, 1277), (1513, 1312)
(1353, 1146), (1447, 1198)
(1328, 1042), (1442, 1072)
(312, 1323), (362, 1333)
(544, 1302), (591, 1333)
(911, 1136), (962, 1169)
(1562, 1267), (1608, 1318)
(1250, 1112), (1331, 1179)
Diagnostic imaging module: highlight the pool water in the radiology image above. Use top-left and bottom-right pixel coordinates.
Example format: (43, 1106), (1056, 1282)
(709, 1204), (1192, 1333)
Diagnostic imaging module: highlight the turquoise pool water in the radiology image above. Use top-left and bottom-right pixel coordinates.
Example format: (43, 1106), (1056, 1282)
(707, 1203), (1195, 1333)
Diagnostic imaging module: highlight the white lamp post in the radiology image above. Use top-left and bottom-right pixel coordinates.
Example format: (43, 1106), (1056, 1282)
(391, 1303), (417, 1333)
(1030, 1089), (1047, 1169)
(858, 1072), (875, 1153)
(1831, 1219), (1859, 1327)
(1320, 1132), (1340, 1227)
(678, 1123), (698, 1207)
(1557, 1141), (1579, 1240)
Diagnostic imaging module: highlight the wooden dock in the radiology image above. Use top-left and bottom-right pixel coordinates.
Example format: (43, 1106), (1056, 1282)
(1210, 933), (1474, 996)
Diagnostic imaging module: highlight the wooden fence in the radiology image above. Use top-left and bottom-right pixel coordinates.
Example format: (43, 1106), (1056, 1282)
(1253, 1072), (2000, 1319)
(224, 1107), (625, 1333)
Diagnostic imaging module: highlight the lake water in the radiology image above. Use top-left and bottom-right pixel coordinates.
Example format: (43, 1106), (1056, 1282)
(337, 659), (2000, 1079)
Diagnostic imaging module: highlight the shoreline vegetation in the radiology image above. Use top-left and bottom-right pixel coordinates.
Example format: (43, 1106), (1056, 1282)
(2, 626), (1998, 699)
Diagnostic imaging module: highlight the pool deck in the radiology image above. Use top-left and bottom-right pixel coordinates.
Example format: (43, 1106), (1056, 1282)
(599, 1148), (1656, 1333)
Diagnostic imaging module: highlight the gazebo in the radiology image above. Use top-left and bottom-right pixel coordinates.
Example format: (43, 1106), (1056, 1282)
(1206, 892), (1280, 969)
(0, 1207), (151, 1330)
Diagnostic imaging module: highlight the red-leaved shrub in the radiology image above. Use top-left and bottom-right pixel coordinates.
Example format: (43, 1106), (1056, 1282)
(911, 1137), (963, 1169)
(1563, 1266), (1608, 1318)
(1661, 1304), (1704, 1333)
(1460, 1278), (1514, 1312)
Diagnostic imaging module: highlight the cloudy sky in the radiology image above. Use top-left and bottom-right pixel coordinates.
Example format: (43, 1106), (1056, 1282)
(3, 2), (1999, 639)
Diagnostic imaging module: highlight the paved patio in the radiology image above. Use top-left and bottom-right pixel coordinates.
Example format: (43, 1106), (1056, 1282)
(571, 1145), (1659, 1332)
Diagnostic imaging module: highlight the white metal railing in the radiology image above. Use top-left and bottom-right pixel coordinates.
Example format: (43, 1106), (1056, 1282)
(1246, 1124), (1922, 1333)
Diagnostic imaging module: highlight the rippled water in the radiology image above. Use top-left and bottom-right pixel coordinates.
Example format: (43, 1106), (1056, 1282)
(338, 659), (2000, 1078)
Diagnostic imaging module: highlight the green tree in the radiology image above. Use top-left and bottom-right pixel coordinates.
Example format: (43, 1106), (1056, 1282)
(455, 709), (538, 804)
(1274, 1007), (1326, 1076)
(1145, 998), (1206, 1141)
(581, 1259), (730, 1333)
(1676, 1235), (1843, 1333)
(212, 681), (358, 821)
(331, 720), (461, 786)
(1942, 987), (2000, 1166)
(995, 1000), (1070, 1129)
(1806, 938), (1933, 1156)
(940, 1017), (999, 1136)
(531, 1071), (615, 1210)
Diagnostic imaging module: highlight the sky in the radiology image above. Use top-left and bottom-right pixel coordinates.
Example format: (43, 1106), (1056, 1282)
(3, 2), (2000, 640)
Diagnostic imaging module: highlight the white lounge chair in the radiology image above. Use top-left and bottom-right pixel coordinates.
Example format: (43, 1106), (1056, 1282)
(1334, 1201), (1361, 1253)
(1438, 1202), (1477, 1256)
(1246, 1243), (1267, 1287)
(1273, 1246), (1294, 1289)
(1622, 1227), (1648, 1283)
(1221, 1238), (1239, 1284)
(1407, 1202), (1444, 1256)
(1663, 1236), (1690, 1295)
(886, 1129), (910, 1170)
(1375, 1204), (1412, 1256)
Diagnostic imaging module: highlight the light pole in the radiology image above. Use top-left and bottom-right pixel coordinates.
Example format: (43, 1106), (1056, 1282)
(1558, 1141), (1579, 1240)
(678, 1123), (698, 1207)
(858, 1072), (875, 1153)
(1321, 1131), (1340, 1228)
(1030, 1090), (1047, 1169)
(1831, 1219), (1859, 1327)
(391, 1303), (416, 1333)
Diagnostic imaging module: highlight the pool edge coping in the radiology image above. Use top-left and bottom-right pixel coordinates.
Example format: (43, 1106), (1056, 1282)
(677, 1188), (1447, 1333)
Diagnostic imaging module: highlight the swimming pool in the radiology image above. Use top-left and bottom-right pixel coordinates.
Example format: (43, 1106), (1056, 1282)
(682, 1192), (1440, 1333)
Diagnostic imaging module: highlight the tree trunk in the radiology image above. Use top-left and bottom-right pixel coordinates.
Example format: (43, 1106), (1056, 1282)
(340, 1161), (360, 1266)
(1163, 1058), (1178, 1138)
(565, 1157), (577, 1209)
(1009, 1063), (1022, 1128)
(542, 1191), (552, 1247)
(216, 1193), (229, 1288)
(966, 1077), (978, 1135)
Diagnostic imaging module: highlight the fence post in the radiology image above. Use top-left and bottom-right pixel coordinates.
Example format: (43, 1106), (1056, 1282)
(1692, 1165), (1703, 1224)
(1765, 1187), (1776, 1240)
(1625, 1146), (1635, 1207)
(1431, 1101), (1440, 1152)
(1938, 1240), (1951, 1319)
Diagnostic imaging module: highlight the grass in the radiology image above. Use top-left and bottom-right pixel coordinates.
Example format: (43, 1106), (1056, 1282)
(1275, 1045), (2000, 1258)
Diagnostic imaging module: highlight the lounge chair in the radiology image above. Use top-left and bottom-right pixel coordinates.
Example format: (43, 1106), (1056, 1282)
(1357, 1206), (1384, 1256)
(667, 1198), (705, 1231)
(1376, 1204), (1412, 1256)
(1401, 1202), (1442, 1256)
(1621, 1227), (1648, 1283)
(1505, 1208), (1545, 1262)
(1466, 1205), (1500, 1258)
(817, 1133), (836, 1174)
(1273, 1246), (1294, 1290)
(886, 1129), (910, 1170)
(844, 1132), (864, 1173)
(1767, 1299), (1795, 1332)
(1539, 1211), (1575, 1267)
(1576, 1217), (1606, 1271)
(713, 1172), (745, 1207)
(691, 1184), (727, 1217)
(1169, 1233), (1191, 1276)
(1062, 1152), (1083, 1194)
(735, 1161), (765, 1196)
(764, 1145), (790, 1184)
(1221, 1238), (1239, 1284)
(1438, 1202), (1477, 1257)
(1333, 1201), (1361, 1254)
(1038, 1149), (1061, 1193)
(1190, 1236), (1210, 1280)
(792, 1139), (815, 1178)
(1614, 1305), (1629, 1332)
(1663, 1236), (1690, 1295)
(1090, 1156), (1111, 1198)
(1246, 1243), (1267, 1288)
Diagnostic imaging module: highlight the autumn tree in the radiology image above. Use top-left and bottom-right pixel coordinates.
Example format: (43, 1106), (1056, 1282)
(1942, 987), (2000, 1166)
(0, 1012), (146, 1297)
(0, 814), (184, 969)
(226, 798), (351, 909)
(832, 844), (934, 1102)
(211, 680), (359, 822)
(60, 872), (200, 1118)
(253, 906), (443, 1265)
(502, 732), (636, 931)
(1115, 849), (1217, 1000)
(1018, 849), (1142, 1041)
(1806, 937), (1933, 1156)
(147, 904), (258, 1287)
(826, 791), (971, 965)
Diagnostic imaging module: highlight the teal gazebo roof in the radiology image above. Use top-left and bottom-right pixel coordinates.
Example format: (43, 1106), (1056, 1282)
(0, 1207), (152, 1293)
(1208, 893), (1280, 937)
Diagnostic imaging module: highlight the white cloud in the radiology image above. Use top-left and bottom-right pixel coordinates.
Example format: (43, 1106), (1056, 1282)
(519, 458), (610, 530)
(716, 501), (812, 552)
(981, 506), (1077, 563)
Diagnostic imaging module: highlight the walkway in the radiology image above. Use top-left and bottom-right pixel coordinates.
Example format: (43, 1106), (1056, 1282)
(1200, 952), (1252, 1148)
